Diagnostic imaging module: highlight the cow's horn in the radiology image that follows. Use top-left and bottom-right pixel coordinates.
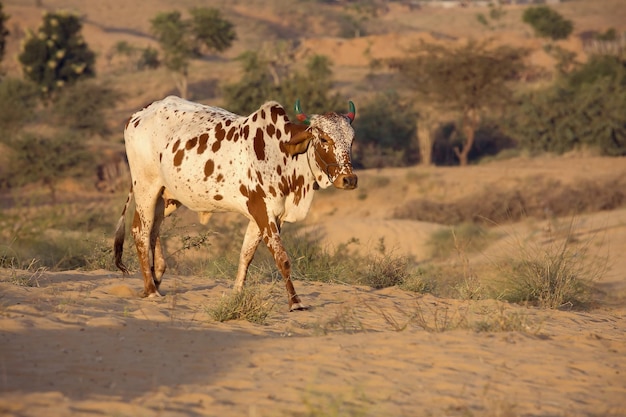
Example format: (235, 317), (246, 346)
(344, 101), (356, 124)
(295, 99), (310, 125)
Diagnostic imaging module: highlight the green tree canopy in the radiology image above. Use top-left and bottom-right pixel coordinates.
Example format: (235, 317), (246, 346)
(507, 56), (626, 156)
(222, 52), (342, 117)
(522, 6), (573, 41)
(18, 11), (95, 97)
(393, 39), (529, 165)
(151, 8), (236, 98)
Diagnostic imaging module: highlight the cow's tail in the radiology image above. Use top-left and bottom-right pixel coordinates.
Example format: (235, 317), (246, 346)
(114, 185), (133, 275)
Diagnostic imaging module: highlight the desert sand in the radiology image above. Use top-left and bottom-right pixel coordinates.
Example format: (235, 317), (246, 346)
(1, 268), (625, 417)
(2, 156), (626, 417)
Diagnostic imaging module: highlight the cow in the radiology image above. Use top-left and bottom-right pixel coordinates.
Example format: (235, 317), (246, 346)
(113, 96), (358, 311)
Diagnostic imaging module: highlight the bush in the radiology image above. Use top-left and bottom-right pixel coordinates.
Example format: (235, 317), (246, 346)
(53, 80), (120, 135)
(498, 224), (604, 309)
(0, 78), (39, 136)
(394, 176), (626, 225)
(5, 131), (95, 199)
(352, 90), (418, 168)
(522, 6), (573, 40)
(506, 56), (626, 156)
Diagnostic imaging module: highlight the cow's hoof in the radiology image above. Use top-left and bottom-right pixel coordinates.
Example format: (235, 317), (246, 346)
(289, 303), (308, 311)
(146, 290), (163, 298)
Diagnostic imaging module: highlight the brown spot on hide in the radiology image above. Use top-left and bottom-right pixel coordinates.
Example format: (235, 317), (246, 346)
(240, 184), (248, 197)
(216, 173), (224, 182)
(212, 140), (221, 152)
(204, 159), (214, 178)
(270, 105), (286, 124)
(276, 165), (282, 175)
(226, 127), (235, 141)
(198, 133), (209, 154)
(276, 129), (282, 139)
(186, 137), (198, 150)
(269, 186), (277, 197)
(133, 119), (140, 128)
(256, 170), (264, 185)
(225, 120), (232, 127)
(261, 109), (266, 120)
(267, 124), (276, 137)
(159, 153), (163, 162)
(172, 139), (181, 153)
(215, 123), (226, 141)
(173, 149), (184, 166)
(245, 184), (270, 232)
(252, 113), (258, 122)
(214, 194), (223, 200)
(254, 128), (266, 161)
(243, 125), (250, 139)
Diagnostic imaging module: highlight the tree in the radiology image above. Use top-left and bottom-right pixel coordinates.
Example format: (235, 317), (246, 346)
(151, 8), (236, 99)
(223, 52), (342, 117)
(392, 39), (529, 166)
(18, 11), (95, 97)
(0, 2), (9, 65)
(522, 6), (573, 41)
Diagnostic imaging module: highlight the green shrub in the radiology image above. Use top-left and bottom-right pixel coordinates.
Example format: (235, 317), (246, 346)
(352, 90), (418, 168)
(522, 6), (573, 40)
(0, 77), (39, 136)
(5, 131), (95, 199)
(53, 80), (119, 135)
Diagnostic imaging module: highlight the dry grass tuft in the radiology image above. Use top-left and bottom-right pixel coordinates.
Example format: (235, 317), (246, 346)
(206, 282), (277, 324)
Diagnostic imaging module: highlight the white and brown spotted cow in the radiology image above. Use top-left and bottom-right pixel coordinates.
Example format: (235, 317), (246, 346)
(114, 96), (357, 310)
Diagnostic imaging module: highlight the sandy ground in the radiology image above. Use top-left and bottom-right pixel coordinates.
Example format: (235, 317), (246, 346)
(1, 268), (625, 417)
(1, 155), (626, 417)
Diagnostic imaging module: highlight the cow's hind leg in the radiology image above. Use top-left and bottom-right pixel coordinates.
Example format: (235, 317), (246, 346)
(152, 195), (168, 289)
(131, 186), (163, 298)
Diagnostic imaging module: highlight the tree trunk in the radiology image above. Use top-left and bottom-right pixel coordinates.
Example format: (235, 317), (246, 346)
(454, 108), (480, 166)
(417, 117), (433, 166)
(173, 68), (189, 99)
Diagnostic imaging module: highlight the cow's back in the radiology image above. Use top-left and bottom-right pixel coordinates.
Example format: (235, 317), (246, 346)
(123, 96), (302, 216)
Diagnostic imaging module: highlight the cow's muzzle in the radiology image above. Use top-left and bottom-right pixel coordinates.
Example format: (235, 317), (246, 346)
(334, 173), (358, 190)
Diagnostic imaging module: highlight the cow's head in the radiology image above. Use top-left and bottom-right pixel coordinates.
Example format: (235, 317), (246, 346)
(285, 100), (358, 190)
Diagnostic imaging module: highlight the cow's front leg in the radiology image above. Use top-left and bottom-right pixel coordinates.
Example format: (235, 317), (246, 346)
(262, 221), (306, 311)
(234, 220), (262, 292)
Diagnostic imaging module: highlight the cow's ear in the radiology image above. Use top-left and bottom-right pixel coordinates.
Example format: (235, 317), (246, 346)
(285, 130), (313, 156)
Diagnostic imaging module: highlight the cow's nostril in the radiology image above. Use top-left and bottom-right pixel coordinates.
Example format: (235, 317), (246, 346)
(343, 175), (358, 189)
